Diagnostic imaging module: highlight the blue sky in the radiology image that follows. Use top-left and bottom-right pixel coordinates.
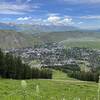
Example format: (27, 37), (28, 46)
(0, 0), (100, 29)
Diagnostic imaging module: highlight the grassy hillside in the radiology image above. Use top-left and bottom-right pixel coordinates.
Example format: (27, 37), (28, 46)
(0, 30), (100, 49)
(0, 30), (34, 49)
(33, 31), (100, 49)
(63, 40), (100, 49)
(34, 31), (100, 43)
(52, 70), (76, 80)
(0, 70), (98, 100)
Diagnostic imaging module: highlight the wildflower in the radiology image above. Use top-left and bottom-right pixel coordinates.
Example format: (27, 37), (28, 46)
(36, 85), (39, 94)
(21, 80), (27, 89)
(21, 80), (27, 100)
(98, 76), (100, 100)
(62, 98), (65, 100)
(98, 76), (100, 88)
(73, 97), (80, 100)
(50, 97), (55, 100)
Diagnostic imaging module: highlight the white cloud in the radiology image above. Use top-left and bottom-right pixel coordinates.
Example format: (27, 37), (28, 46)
(80, 15), (100, 19)
(16, 17), (43, 24)
(61, 17), (74, 25)
(47, 16), (60, 24)
(16, 15), (74, 26)
(47, 15), (74, 25)
(26, 0), (31, 3)
(47, 13), (60, 17)
(17, 17), (32, 21)
(78, 22), (83, 24)
(0, 2), (39, 15)
(0, 3), (28, 11)
(0, 10), (25, 15)
(63, 0), (100, 4)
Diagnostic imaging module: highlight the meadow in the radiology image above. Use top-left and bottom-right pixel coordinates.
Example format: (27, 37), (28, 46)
(63, 40), (100, 49)
(0, 70), (98, 100)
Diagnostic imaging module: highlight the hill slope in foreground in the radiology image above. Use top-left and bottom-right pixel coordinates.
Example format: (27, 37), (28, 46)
(0, 71), (98, 100)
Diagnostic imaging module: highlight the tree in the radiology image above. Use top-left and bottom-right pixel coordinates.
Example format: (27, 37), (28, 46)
(0, 50), (52, 79)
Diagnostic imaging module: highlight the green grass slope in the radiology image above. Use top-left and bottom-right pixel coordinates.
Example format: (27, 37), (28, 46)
(0, 70), (98, 100)
(53, 70), (76, 80)
(63, 40), (100, 49)
(1, 30), (100, 49)
(34, 31), (100, 43)
(34, 31), (100, 49)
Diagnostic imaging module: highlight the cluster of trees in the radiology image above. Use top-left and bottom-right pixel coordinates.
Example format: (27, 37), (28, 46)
(43, 64), (99, 82)
(43, 64), (80, 72)
(67, 71), (99, 82)
(0, 49), (52, 79)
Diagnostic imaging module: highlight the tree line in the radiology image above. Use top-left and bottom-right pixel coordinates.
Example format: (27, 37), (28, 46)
(0, 49), (52, 79)
(67, 71), (99, 82)
(42, 64), (80, 73)
(43, 64), (99, 82)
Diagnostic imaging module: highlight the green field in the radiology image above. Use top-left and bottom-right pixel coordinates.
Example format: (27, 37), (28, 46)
(0, 70), (99, 100)
(63, 41), (100, 49)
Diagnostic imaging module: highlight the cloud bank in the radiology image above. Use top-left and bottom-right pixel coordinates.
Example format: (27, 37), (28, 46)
(17, 15), (74, 26)
(0, 1), (39, 15)
(63, 0), (100, 4)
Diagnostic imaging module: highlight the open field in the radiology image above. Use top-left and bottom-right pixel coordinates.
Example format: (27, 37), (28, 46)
(0, 70), (98, 100)
(63, 40), (100, 49)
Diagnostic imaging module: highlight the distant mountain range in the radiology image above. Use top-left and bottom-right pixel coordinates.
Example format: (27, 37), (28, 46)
(0, 22), (18, 31)
(2, 22), (100, 32)
(1, 22), (100, 33)
(0, 22), (100, 49)
(0, 22), (78, 33)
